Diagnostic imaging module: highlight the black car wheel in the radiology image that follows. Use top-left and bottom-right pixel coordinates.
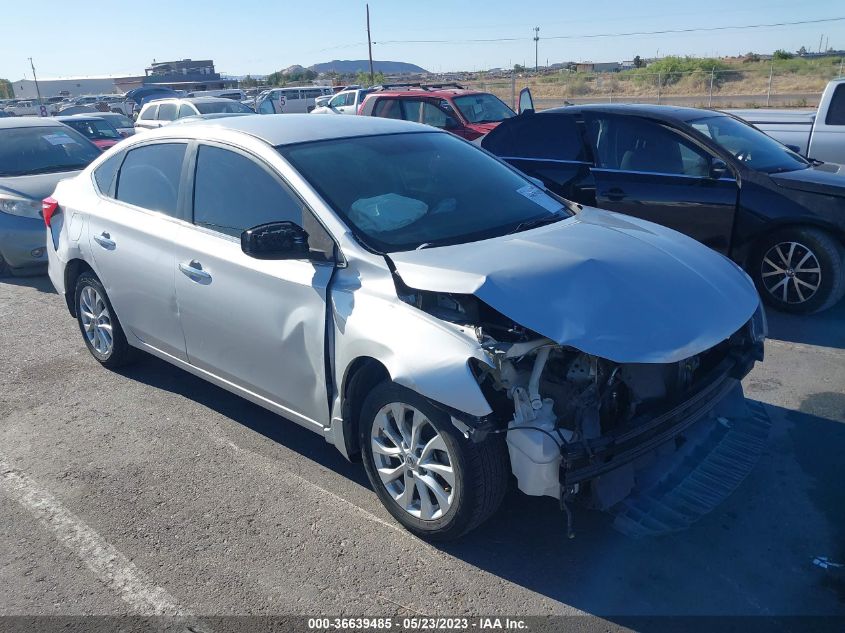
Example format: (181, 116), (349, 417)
(751, 227), (845, 314)
(360, 381), (509, 540)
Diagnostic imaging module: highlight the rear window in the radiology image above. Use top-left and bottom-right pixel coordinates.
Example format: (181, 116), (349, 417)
(483, 114), (587, 162)
(116, 143), (186, 216)
(63, 119), (121, 140)
(0, 126), (101, 176)
(194, 101), (253, 114)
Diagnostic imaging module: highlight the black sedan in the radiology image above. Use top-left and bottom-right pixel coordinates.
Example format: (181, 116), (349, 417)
(481, 104), (845, 314)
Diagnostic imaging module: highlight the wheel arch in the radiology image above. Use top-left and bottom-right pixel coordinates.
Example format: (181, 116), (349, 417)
(337, 356), (391, 461)
(733, 219), (845, 268)
(63, 258), (97, 317)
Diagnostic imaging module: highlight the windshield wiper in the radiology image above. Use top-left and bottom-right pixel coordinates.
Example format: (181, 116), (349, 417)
(506, 214), (565, 235)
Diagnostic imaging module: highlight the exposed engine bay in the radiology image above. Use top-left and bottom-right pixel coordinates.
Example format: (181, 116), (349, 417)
(399, 284), (765, 517)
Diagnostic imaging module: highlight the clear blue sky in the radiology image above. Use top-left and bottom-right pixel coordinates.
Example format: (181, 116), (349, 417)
(2, 0), (844, 79)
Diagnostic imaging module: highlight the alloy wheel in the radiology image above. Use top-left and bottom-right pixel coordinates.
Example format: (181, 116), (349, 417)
(79, 285), (114, 356)
(761, 241), (821, 305)
(370, 402), (456, 520)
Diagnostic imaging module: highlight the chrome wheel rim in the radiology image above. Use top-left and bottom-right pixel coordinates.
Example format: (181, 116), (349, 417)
(761, 241), (821, 305)
(371, 402), (455, 520)
(79, 286), (113, 355)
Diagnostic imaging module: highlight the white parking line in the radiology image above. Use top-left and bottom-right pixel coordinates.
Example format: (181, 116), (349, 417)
(0, 451), (186, 616)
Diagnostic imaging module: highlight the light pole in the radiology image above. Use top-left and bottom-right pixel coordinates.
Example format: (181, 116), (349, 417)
(28, 57), (43, 105)
(533, 27), (540, 73)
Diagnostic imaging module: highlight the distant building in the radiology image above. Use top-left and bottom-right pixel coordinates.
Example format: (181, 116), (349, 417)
(12, 76), (138, 99)
(575, 62), (621, 73)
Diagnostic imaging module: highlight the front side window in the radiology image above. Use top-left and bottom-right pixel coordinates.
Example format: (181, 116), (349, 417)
(421, 101), (454, 129)
(329, 93), (346, 108)
(193, 145), (302, 237)
(586, 115), (711, 177)
(281, 131), (571, 253)
(177, 104), (196, 118)
(825, 84), (845, 125)
(194, 101), (252, 114)
(115, 143), (186, 216)
(689, 114), (810, 173)
(139, 105), (158, 120)
(157, 103), (178, 121)
(452, 93), (515, 124)
(0, 126), (101, 176)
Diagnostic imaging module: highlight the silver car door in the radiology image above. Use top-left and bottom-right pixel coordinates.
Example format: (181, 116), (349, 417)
(174, 143), (335, 428)
(87, 142), (190, 361)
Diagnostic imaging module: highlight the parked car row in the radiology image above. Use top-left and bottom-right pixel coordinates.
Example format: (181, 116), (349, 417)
(41, 114), (769, 540)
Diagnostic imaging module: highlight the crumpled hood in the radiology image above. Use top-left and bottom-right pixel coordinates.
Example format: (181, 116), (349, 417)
(770, 163), (845, 198)
(389, 207), (760, 364)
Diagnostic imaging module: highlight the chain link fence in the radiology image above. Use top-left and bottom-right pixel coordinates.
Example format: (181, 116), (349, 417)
(466, 61), (845, 111)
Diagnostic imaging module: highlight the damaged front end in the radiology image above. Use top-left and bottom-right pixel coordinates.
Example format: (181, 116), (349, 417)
(400, 284), (769, 535)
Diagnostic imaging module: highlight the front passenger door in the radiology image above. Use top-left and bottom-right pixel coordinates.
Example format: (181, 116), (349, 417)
(584, 114), (739, 253)
(174, 144), (336, 428)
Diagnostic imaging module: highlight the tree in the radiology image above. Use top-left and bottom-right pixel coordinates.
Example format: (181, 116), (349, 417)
(355, 70), (385, 86)
(239, 75), (260, 88)
(797, 46), (807, 56)
(633, 55), (645, 68)
(513, 64), (526, 73)
(773, 49), (794, 60)
(0, 79), (13, 99)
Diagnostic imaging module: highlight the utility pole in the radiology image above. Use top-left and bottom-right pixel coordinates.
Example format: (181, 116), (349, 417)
(818, 34), (824, 54)
(28, 57), (42, 105)
(533, 27), (540, 73)
(366, 4), (374, 86)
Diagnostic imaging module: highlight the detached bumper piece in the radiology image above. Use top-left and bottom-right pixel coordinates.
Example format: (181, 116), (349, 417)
(611, 397), (770, 537)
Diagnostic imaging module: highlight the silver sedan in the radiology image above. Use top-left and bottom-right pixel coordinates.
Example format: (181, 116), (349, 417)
(46, 114), (768, 539)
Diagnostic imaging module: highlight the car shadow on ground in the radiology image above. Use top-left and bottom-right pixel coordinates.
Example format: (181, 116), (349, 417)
(0, 272), (55, 293)
(766, 299), (845, 349)
(120, 351), (845, 617)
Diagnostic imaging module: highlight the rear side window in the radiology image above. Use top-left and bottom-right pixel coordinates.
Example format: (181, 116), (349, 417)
(372, 98), (402, 119)
(116, 143), (186, 216)
(139, 105), (157, 120)
(93, 152), (123, 195)
(193, 145), (303, 237)
(157, 103), (177, 121)
(825, 84), (845, 125)
(485, 114), (587, 161)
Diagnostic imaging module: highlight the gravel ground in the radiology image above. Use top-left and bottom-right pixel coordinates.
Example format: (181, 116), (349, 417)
(1, 275), (843, 622)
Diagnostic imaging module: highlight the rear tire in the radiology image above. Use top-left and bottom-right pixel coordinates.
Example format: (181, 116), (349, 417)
(0, 254), (9, 278)
(360, 381), (508, 540)
(750, 227), (845, 314)
(74, 272), (135, 368)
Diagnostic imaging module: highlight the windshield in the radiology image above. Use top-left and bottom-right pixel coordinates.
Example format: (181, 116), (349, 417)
(690, 114), (810, 173)
(64, 119), (121, 140)
(195, 101), (253, 114)
(452, 93), (516, 124)
(281, 132), (570, 253)
(0, 126), (101, 176)
(102, 114), (133, 128)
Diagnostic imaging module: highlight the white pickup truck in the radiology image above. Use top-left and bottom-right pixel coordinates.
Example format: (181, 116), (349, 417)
(726, 78), (845, 164)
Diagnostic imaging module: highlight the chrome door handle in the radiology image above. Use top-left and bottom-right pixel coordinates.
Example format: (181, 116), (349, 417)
(93, 232), (116, 249)
(179, 260), (212, 282)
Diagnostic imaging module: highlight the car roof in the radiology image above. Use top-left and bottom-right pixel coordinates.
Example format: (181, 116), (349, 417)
(367, 88), (485, 99)
(542, 103), (723, 122)
(56, 115), (109, 122)
(143, 97), (238, 107)
(0, 116), (67, 129)
(146, 112), (435, 146)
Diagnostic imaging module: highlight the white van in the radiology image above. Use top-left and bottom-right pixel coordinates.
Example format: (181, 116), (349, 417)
(186, 89), (246, 101)
(256, 86), (333, 114)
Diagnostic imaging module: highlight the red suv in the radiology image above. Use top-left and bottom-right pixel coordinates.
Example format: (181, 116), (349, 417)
(358, 83), (516, 141)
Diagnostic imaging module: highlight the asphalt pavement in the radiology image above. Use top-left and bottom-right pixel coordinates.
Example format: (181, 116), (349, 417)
(1, 274), (843, 623)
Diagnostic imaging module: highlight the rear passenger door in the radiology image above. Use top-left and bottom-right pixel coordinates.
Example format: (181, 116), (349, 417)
(584, 113), (738, 253)
(87, 142), (190, 360)
(481, 113), (594, 204)
(173, 143), (336, 428)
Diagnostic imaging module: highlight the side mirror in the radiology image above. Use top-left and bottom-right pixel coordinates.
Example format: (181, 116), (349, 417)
(444, 116), (460, 130)
(241, 221), (310, 260)
(785, 144), (802, 154)
(710, 158), (729, 179)
(518, 87), (534, 115)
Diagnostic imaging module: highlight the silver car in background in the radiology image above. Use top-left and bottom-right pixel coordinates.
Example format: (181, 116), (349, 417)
(46, 115), (768, 539)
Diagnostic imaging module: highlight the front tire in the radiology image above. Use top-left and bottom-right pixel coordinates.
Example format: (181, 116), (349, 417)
(360, 381), (509, 540)
(751, 227), (845, 314)
(74, 272), (135, 368)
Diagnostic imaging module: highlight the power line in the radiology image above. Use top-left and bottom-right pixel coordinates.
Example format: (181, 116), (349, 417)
(371, 16), (845, 45)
